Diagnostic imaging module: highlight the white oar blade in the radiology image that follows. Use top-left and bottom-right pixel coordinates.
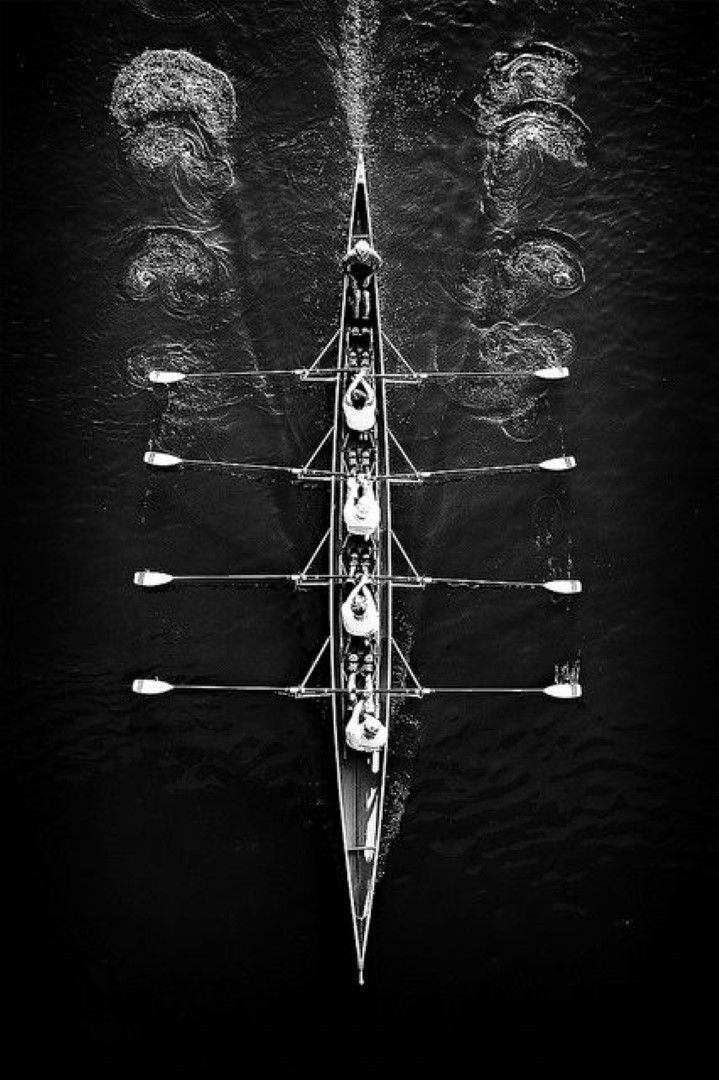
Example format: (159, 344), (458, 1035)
(534, 366), (569, 381)
(133, 571), (174, 588)
(149, 370), (186, 384)
(543, 579), (583, 595)
(144, 451), (182, 468)
(543, 682), (583, 700)
(132, 678), (174, 695)
(540, 455), (576, 472)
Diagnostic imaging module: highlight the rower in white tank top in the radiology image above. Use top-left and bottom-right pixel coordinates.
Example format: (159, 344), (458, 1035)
(341, 573), (379, 638)
(345, 695), (387, 752)
(343, 372), (376, 432)
(344, 477), (380, 539)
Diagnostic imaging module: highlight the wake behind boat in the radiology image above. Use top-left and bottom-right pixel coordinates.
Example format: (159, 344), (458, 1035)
(133, 152), (583, 985)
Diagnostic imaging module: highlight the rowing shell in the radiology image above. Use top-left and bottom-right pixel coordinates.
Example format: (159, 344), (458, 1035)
(329, 154), (391, 983)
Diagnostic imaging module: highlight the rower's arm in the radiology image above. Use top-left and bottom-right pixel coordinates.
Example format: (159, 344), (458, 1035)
(345, 372), (363, 396)
(362, 585), (379, 617)
(344, 574), (368, 605)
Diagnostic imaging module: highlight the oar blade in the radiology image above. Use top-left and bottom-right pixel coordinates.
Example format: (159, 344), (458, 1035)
(543, 579), (583, 595)
(132, 678), (174, 695)
(133, 571), (174, 588)
(149, 370), (186, 384)
(534, 366), (569, 380)
(144, 451), (182, 468)
(543, 682), (583, 700)
(540, 455), (576, 472)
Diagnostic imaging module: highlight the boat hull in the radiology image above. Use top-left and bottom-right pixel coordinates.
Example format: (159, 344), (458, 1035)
(328, 154), (392, 982)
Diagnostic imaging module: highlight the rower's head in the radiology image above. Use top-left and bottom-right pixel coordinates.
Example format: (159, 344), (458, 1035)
(363, 718), (381, 739)
(351, 595), (367, 615)
(355, 239), (370, 256)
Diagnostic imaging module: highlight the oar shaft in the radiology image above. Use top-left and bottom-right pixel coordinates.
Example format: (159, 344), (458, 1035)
(181, 370), (302, 378)
(172, 573), (295, 583)
(423, 687), (543, 695)
(420, 577), (542, 588)
(173, 684), (294, 692)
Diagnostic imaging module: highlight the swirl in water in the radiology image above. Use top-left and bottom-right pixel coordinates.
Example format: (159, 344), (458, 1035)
(465, 232), (584, 319)
(474, 41), (580, 129)
(111, 49), (236, 138)
(127, 118), (235, 200)
(443, 320), (575, 429)
(482, 99), (591, 223)
(123, 228), (232, 317)
(111, 49), (236, 200)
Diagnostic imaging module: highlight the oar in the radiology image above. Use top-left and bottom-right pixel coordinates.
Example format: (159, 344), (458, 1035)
(413, 456), (576, 480)
(133, 571), (301, 588)
(410, 366), (570, 381)
(400, 576), (582, 594)
(143, 451), (312, 476)
(132, 679), (295, 695)
(149, 369), (316, 384)
(132, 679), (582, 699)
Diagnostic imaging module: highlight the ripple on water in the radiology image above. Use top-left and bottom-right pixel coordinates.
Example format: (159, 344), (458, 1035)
(111, 49), (237, 208)
(475, 41), (580, 126)
(442, 320), (575, 424)
(122, 227), (234, 317)
(464, 230), (585, 320)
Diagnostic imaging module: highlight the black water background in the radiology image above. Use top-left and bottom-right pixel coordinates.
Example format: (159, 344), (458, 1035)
(2, 0), (717, 1066)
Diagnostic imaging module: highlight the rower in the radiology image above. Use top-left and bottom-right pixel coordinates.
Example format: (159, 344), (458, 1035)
(345, 695), (387, 753)
(343, 372), (376, 433)
(344, 476), (380, 538)
(341, 573), (379, 638)
(342, 238), (382, 283)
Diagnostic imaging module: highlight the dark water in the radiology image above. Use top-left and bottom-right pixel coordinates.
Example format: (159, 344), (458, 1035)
(3, 0), (717, 1064)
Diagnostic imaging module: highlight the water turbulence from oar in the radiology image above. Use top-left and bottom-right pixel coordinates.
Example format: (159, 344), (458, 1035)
(110, 49), (237, 218)
(463, 231), (585, 322)
(442, 321), (575, 438)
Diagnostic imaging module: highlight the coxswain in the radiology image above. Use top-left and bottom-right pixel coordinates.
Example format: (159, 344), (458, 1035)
(345, 695), (387, 752)
(341, 573), (379, 638)
(342, 238), (382, 283)
(344, 477), (380, 538)
(343, 372), (376, 433)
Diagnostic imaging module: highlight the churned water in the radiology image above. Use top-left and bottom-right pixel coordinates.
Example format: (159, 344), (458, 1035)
(2, 0), (717, 1064)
